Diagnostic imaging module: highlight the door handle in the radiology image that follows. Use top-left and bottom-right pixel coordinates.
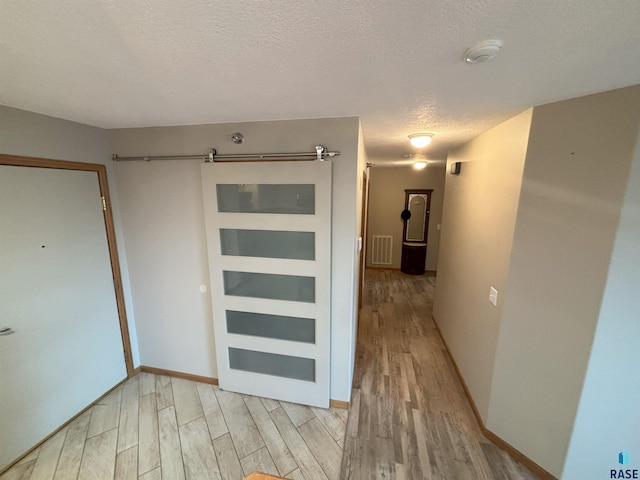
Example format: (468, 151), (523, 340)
(0, 327), (15, 336)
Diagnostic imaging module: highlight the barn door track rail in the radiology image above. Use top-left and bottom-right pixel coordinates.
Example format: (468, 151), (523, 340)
(112, 145), (340, 163)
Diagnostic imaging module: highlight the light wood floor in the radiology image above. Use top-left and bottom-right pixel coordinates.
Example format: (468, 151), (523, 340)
(341, 269), (538, 479)
(3, 269), (539, 480)
(0, 373), (347, 480)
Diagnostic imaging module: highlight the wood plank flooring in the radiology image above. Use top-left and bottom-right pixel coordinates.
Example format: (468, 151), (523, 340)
(340, 269), (539, 479)
(1, 374), (346, 480)
(2, 269), (539, 480)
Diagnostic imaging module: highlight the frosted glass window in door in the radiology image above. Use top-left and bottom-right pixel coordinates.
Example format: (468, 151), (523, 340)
(220, 229), (315, 260)
(226, 310), (315, 343)
(228, 348), (315, 382)
(223, 271), (315, 303)
(217, 184), (314, 214)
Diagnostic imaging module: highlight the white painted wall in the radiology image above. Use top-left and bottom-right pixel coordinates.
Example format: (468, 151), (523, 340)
(110, 117), (361, 401)
(562, 107), (640, 479)
(0, 105), (140, 365)
(111, 159), (216, 377)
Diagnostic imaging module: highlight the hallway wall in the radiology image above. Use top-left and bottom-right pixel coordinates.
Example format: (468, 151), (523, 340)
(561, 90), (640, 478)
(435, 85), (640, 478)
(433, 109), (533, 420)
(488, 85), (640, 477)
(366, 165), (445, 271)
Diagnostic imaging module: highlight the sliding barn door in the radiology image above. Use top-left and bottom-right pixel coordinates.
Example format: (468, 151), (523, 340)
(201, 161), (331, 408)
(0, 165), (127, 470)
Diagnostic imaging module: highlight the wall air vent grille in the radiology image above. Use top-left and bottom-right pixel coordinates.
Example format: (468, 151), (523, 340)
(371, 235), (393, 265)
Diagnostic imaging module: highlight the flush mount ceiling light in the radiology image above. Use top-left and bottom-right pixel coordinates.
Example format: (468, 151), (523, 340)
(413, 161), (428, 170)
(408, 133), (434, 148)
(464, 40), (503, 63)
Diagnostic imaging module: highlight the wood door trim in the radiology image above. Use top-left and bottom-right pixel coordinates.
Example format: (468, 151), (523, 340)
(358, 171), (369, 310)
(0, 153), (134, 377)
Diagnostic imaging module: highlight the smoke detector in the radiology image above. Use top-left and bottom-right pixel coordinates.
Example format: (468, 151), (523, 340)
(465, 40), (503, 63)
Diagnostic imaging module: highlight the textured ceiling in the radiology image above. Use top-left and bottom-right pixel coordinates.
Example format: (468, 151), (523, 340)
(2, 1), (640, 164)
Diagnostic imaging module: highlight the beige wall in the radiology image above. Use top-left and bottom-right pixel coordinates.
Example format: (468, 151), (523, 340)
(433, 109), (533, 420)
(367, 166), (445, 270)
(487, 86), (640, 477)
(110, 117), (361, 401)
(562, 101), (640, 477)
(434, 85), (640, 478)
(0, 107), (363, 402)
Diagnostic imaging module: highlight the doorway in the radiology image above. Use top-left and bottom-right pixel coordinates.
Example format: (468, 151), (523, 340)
(0, 154), (133, 471)
(358, 170), (370, 309)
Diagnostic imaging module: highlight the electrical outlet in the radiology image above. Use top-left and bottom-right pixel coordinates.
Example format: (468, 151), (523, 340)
(489, 287), (498, 306)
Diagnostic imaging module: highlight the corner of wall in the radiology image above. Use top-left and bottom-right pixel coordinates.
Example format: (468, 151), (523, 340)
(487, 86), (640, 477)
(561, 87), (640, 479)
(0, 105), (141, 367)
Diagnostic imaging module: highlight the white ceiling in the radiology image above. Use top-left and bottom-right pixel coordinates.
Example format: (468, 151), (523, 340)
(2, 1), (640, 165)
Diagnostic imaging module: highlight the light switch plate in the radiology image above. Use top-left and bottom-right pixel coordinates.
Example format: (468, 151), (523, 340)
(489, 287), (498, 306)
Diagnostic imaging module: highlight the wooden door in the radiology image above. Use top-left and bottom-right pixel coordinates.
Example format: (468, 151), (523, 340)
(401, 189), (432, 275)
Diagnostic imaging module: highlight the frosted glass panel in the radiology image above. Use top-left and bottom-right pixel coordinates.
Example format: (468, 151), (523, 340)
(229, 348), (315, 382)
(220, 229), (315, 260)
(223, 271), (315, 303)
(217, 184), (314, 214)
(226, 310), (315, 343)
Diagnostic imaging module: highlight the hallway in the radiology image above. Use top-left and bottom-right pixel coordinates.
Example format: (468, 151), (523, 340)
(1, 270), (542, 480)
(340, 269), (538, 479)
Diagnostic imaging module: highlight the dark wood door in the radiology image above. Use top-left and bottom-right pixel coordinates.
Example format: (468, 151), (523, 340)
(401, 189), (432, 275)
